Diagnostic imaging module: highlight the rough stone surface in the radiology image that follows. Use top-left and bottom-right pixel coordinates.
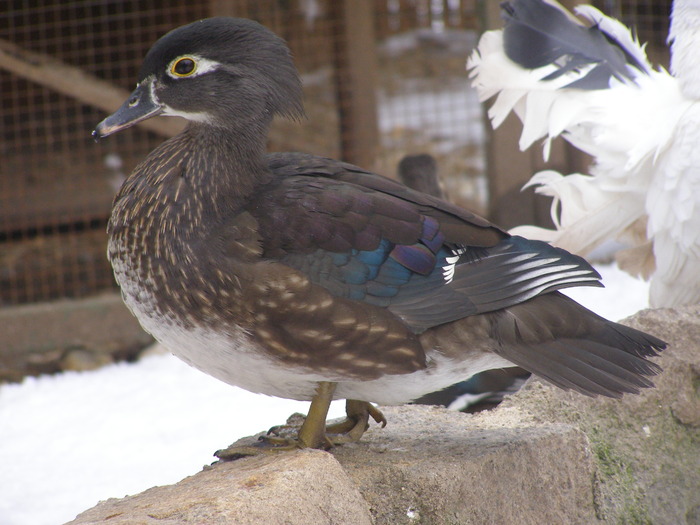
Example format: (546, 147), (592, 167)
(506, 305), (700, 525)
(68, 449), (373, 525)
(333, 407), (596, 524)
(65, 305), (700, 525)
(0, 293), (152, 381)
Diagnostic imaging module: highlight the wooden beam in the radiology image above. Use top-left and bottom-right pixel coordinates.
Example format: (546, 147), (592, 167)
(0, 38), (184, 138)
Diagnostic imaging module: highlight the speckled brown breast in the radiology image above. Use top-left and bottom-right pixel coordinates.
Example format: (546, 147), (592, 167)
(107, 131), (427, 383)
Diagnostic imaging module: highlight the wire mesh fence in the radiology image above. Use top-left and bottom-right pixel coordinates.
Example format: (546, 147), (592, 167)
(0, 0), (671, 307)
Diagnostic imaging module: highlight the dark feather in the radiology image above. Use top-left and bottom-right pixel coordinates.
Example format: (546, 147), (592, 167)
(385, 236), (602, 332)
(251, 155), (605, 333)
(501, 0), (647, 89)
(265, 153), (503, 246)
(256, 153), (665, 392)
(489, 292), (664, 397)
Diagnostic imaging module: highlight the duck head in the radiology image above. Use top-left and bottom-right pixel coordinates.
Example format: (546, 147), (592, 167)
(93, 17), (304, 139)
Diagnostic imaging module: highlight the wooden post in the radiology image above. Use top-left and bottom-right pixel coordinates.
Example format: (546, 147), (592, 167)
(480, 0), (589, 229)
(330, 0), (380, 170)
(0, 38), (184, 138)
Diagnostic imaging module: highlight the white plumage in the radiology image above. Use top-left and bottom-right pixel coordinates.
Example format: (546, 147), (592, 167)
(468, 0), (700, 308)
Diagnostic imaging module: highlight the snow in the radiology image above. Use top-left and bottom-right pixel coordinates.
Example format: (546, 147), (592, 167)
(0, 356), (346, 525)
(561, 261), (650, 321)
(0, 262), (649, 525)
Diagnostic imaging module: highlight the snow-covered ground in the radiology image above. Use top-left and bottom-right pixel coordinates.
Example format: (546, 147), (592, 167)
(0, 262), (650, 525)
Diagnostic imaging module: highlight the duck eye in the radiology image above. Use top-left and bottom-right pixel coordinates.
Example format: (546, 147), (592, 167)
(171, 57), (196, 77)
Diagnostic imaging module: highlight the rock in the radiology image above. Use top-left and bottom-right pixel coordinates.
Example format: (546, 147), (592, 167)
(60, 348), (114, 372)
(68, 449), (373, 525)
(334, 407), (597, 524)
(68, 407), (593, 525)
(506, 305), (700, 524)
(65, 305), (700, 525)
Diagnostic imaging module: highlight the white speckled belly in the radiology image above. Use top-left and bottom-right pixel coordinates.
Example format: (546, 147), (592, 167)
(131, 305), (513, 405)
(114, 255), (514, 405)
(151, 322), (513, 404)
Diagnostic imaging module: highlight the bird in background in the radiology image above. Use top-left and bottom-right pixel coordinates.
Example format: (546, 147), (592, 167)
(397, 153), (446, 200)
(93, 16), (665, 457)
(468, 0), (700, 308)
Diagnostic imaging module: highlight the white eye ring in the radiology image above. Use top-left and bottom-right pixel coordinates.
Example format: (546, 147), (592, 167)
(166, 56), (222, 79)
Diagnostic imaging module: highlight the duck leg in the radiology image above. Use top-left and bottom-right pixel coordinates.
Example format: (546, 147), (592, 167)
(266, 397), (387, 446)
(297, 381), (337, 448)
(215, 384), (388, 460)
(265, 397), (387, 445)
(215, 381), (337, 460)
(326, 400), (387, 443)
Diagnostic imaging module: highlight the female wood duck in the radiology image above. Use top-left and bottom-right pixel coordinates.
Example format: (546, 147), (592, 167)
(94, 17), (665, 456)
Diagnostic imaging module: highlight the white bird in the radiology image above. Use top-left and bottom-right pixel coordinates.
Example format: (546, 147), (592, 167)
(467, 0), (700, 308)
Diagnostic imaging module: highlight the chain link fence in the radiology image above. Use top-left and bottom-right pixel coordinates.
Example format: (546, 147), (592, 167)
(0, 0), (669, 306)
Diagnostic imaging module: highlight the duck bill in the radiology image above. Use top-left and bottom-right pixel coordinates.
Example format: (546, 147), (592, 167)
(92, 81), (163, 140)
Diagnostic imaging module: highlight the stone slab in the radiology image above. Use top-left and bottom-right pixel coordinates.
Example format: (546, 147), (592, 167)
(68, 449), (373, 525)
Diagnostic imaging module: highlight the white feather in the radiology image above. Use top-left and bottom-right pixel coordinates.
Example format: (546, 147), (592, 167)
(469, 0), (700, 307)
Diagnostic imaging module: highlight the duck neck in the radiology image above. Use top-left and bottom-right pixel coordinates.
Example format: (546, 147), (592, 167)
(111, 117), (273, 243)
(183, 119), (272, 199)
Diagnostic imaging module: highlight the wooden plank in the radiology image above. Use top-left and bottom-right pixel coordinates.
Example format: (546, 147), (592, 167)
(0, 294), (153, 381)
(0, 179), (113, 233)
(0, 38), (184, 138)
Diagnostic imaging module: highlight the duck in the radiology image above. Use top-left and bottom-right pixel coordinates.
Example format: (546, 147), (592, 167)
(93, 17), (665, 456)
(397, 153), (445, 199)
(468, 0), (700, 308)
